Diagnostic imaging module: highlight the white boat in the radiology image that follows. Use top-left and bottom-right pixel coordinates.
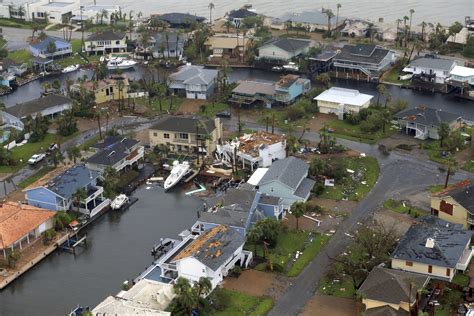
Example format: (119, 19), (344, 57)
(283, 62), (299, 71)
(62, 64), (79, 73)
(107, 58), (137, 70)
(164, 161), (190, 190)
(111, 194), (129, 210)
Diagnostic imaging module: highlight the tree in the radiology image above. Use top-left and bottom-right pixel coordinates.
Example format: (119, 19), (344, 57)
(196, 277), (212, 297)
(67, 145), (81, 163)
(291, 202), (306, 230)
(324, 9), (335, 35)
(46, 41), (57, 55)
(246, 225), (262, 257)
(208, 2), (215, 25)
(335, 3), (342, 38)
(438, 122), (451, 147)
(448, 21), (463, 43)
(172, 278), (199, 315)
(48, 149), (64, 168)
(380, 109), (392, 134)
(223, 20), (233, 33)
(443, 156), (458, 188)
(253, 218), (281, 248)
(376, 83), (386, 106)
(403, 16), (409, 46)
(315, 73), (331, 88)
(57, 110), (78, 136)
(102, 166), (119, 198)
(73, 187), (87, 213)
(463, 36), (474, 58)
(52, 79), (61, 91)
(420, 21), (427, 42)
(408, 9), (415, 42)
(100, 9), (108, 25)
(444, 130), (465, 153)
(95, 106), (105, 139)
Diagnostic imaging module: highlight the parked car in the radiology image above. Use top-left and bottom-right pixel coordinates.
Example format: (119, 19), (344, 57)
(28, 153), (46, 165)
(46, 143), (59, 155)
(216, 111), (231, 118)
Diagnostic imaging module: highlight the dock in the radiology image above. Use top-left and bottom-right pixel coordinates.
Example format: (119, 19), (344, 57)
(60, 233), (88, 255)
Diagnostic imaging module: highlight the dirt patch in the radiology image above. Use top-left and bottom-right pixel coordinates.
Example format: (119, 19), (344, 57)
(177, 99), (209, 115)
(373, 209), (415, 236)
(306, 114), (336, 133)
(301, 294), (358, 316)
(222, 269), (288, 300)
(310, 198), (357, 215)
(457, 146), (474, 165)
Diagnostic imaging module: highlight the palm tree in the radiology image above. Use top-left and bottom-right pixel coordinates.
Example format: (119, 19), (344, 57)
(403, 15), (409, 46)
(377, 83), (386, 106)
(444, 157), (458, 188)
(292, 202), (306, 230)
(247, 225), (262, 257)
(173, 278), (198, 314)
(420, 21), (427, 42)
(381, 109), (392, 134)
(0, 101), (6, 112)
(100, 9), (108, 25)
(208, 2), (215, 25)
(67, 145), (81, 164)
(324, 9), (335, 34)
(396, 19), (402, 43)
(128, 10), (134, 40)
(48, 150), (64, 168)
(94, 106), (105, 139)
(73, 188), (87, 213)
(335, 3), (342, 38)
(224, 20), (233, 33)
(196, 277), (212, 297)
(408, 9), (415, 42)
(438, 123), (451, 148)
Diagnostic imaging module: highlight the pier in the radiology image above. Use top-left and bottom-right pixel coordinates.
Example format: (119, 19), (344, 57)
(60, 233), (88, 255)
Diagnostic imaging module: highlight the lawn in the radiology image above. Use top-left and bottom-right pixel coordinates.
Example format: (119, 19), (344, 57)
(54, 54), (89, 67)
(429, 184), (445, 193)
(70, 39), (82, 53)
(452, 273), (470, 287)
(17, 166), (55, 188)
(8, 49), (32, 64)
(319, 277), (356, 298)
(248, 230), (329, 276)
(464, 160), (474, 173)
(79, 135), (100, 151)
(381, 66), (411, 85)
(196, 102), (230, 118)
(326, 119), (398, 144)
(320, 156), (380, 201)
(0, 18), (46, 29)
(210, 289), (273, 316)
(423, 141), (450, 164)
(383, 199), (428, 218)
(136, 97), (183, 114)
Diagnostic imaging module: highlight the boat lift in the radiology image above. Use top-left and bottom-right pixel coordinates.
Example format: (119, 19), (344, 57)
(60, 233), (88, 255)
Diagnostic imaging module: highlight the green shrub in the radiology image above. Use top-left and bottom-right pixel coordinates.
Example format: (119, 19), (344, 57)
(285, 106), (305, 121)
(311, 183), (325, 196)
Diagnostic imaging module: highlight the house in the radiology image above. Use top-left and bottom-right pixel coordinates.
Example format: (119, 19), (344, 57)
(149, 116), (222, 156)
(446, 27), (470, 47)
(29, 36), (72, 59)
(226, 7), (257, 28)
(0, 58), (28, 76)
(168, 65), (218, 100)
(403, 56), (458, 84)
(431, 180), (474, 229)
(25, 165), (110, 218)
(308, 50), (337, 74)
(85, 30), (127, 55)
(358, 267), (429, 315)
(92, 279), (174, 315)
(448, 65), (474, 86)
(257, 37), (313, 62)
(28, 0), (79, 23)
(314, 87), (373, 120)
(146, 31), (186, 59)
(156, 225), (252, 290)
(391, 216), (473, 281)
(279, 10), (345, 32)
(0, 202), (56, 260)
(85, 136), (144, 173)
(340, 19), (370, 38)
(0, 73), (16, 90)
(73, 78), (129, 104)
(256, 156), (315, 208)
(394, 106), (462, 140)
(205, 35), (252, 58)
(333, 44), (396, 79)
(153, 13), (205, 28)
(274, 75), (311, 104)
(71, 5), (119, 25)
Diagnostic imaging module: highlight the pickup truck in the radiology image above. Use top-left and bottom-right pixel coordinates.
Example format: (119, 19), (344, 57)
(28, 153), (46, 165)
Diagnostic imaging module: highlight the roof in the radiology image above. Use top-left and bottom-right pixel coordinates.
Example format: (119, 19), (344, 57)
(86, 143), (130, 167)
(335, 44), (392, 65)
(294, 178), (316, 198)
(438, 181), (474, 214)
(410, 57), (457, 71)
(280, 10), (344, 25)
(394, 106), (461, 127)
(199, 204), (249, 228)
(151, 116), (216, 135)
(232, 80), (275, 96)
(260, 37), (312, 53)
(358, 267), (428, 306)
(259, 194), (281, 205)
(91, 136), (139, 151)
(314, 87), (373, 106)
(207, 188), (258, 211)
(80, 78), (128, 92)
(86, 30), (125, 41)
(30, 36), (70, 50)
(173, 225), (245, 270)
(169, 65), (218, 86)
(6, 94), (72, 119)
(0, 202), (55, 248)
(450, 65), (474, 77)
(309, 50), (338, 61)
(247, 168), (269, 186)
(227, 8), (257, 20)
(155, 13), (205, 25)
(275, 74), (301, 89)
(391, 218), (472, 268)
(28, 165), (100, 199)
(365, 306), (408, 316)
(259, 156), (309, 190)
(149, 31), (183, 49)
(205, 36), (251, 49)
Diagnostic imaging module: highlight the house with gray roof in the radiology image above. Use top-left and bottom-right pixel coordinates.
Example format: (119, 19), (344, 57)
(25, 165), (110, 218)
(391, 216), (473, 281)
(226, 7), (257, 28)
(394, 106), (462, 140)
(279, 10), (345, 32)
(256, 156), (315, 208)
(144, 31), (186, 59)
(404, 56), (458, 84)
(29, 36), (72, 59)
(358, 267), (429, 315)
(257, 37), (313, 62)
(84, 30), (127, 55)
(168, 65), (218, 100)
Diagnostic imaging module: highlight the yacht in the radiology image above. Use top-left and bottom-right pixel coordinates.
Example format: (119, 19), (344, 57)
(164, 161), (190, 190)
(111, 194), (129, 210)
(107, 58), (137, 70)
(62, 64), (80, 73)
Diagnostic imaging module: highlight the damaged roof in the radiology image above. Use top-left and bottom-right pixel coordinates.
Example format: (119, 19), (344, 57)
(394, 106), (461, 127)
(172, 225), (245, 271)
(151, 115), (216, 135)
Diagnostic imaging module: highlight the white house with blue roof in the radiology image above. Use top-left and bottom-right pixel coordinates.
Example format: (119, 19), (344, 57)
(29, 36), (72, 59)
(24, 165), (110, 218)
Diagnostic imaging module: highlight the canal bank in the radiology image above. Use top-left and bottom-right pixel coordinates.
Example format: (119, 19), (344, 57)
(0, 185), (202, 316)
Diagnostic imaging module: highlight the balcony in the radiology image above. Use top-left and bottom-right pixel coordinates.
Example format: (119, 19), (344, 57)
(85, 186), (104, 203)
(79, 198), (110, 218)
(456, 247), (474, 271)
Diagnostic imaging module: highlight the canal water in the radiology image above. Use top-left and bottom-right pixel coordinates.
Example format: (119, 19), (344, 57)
(0, 185), (202, 316)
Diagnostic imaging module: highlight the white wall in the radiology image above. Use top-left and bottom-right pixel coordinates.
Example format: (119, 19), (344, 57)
(259, 142), (286, 167)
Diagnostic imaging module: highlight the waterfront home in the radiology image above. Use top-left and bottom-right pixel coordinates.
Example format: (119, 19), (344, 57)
(257, 37), (313, 62)
(0, 72), (16, 90)
(168, 65), (218, 100)
(72, 78), (129, 104)
(446, 27), (470, 47)
(156, 225), (252, 290)
(279, 10), (345, 32)
(92, 279), (174, 315)
(28, 0), (79, 23)
(308, 50), (337, 74)
(149, 116), (222, 156)
(448, 65), (474, 86)
(71, 4), (119, 25)
(255, 156), (315, 209)
(391, 216), (473, 281)
(403, 56), (458, 84)
(0, 202), (55, 260)
(85, 136), (144, 173)
(274, 74), (311, 104)
(314, 87), (373, 120)
(145, 31), (186, 59)
(431, 180), (474, 229)
(25, 165), (110, 218)
(84, 30), (127, 56)
(152, 13), (205, 28)
(394, 106), (462, 140)
(226, 7), (257, 28)
(205, 34), (252, 59)
(333, 44), (396, 80)
(29, 36), (72, 59)
(0, 58), (28, 77)
(358, 267), (429, 315)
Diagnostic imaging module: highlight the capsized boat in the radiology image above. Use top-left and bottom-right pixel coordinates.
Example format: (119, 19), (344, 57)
(164, 161), (190, 190)
(111, 194), (129, 210)
(62, 64), (80, 73)
(107, 57), (137, 70)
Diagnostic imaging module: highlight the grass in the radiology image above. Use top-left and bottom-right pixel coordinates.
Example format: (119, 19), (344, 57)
(70, 39), (82, 53)
(79, 135), (100, 151)
(319, 277), (356, 298)
(8, 49), (32, 64)
(17, 166), (55, 188)
(320, 156), (380, 201)
(210, 289), (273, 316)
(0, 18), (47, 29)
(430, 184), (445, 193)
(326, 119), (398, 144)
(196, 102), (230, 118)
(54, 54), (89, 67)
(463, 160), (474, 173)
(452, 273), (470, 287)
(136, 97), (183, 114)
(287, 233), (330, 277)
(382, 66), (410, 85)
(383, 199), (428, 218)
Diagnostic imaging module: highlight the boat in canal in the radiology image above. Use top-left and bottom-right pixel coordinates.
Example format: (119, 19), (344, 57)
(62, 64), (80, 74)
(164, 161), (190, 190)
(111, 194), (129, 210)
(107, 58), (137, 70)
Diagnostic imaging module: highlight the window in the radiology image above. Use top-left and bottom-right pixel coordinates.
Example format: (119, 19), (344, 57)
(406, 261), (413, 267)
(440, 200), (453, 216)
(110, 87), (114, 93)
(164, 133), (170, 139)
(428, 265), (433, 273)
(116, 41), (120, 45)
(153, 132), (157, 137)
(446, 269), (450, 277)
(179, 133), (189, 139)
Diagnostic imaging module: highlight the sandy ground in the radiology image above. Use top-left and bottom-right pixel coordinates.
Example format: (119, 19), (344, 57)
(373, 208), (415, 236)
(306, 114), (337, 133)
(176, 99), (210, 115)
(300, 294), (358, 316)
(457, 145), (474, 166)
(222, 269), (288, 300)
